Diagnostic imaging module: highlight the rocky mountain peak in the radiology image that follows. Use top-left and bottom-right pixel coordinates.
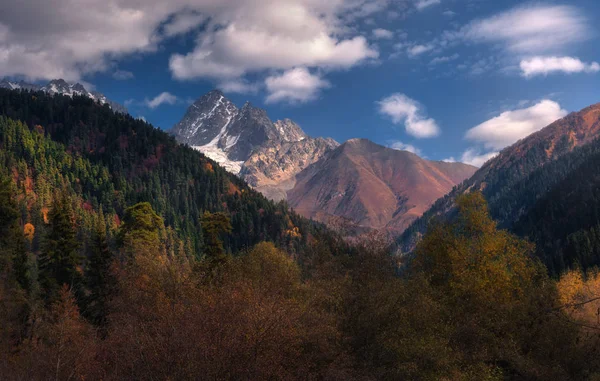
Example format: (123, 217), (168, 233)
(274, 119), (307, 142)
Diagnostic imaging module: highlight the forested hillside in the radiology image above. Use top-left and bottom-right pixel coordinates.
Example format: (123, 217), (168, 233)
(0, 88), (332, 259)
(399, 103), (600, 275)
(513, 138), (600, 275)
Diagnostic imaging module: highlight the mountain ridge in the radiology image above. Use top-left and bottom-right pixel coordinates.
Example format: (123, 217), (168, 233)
(399, 101), (600, 252)
(0, 78), (128, 114)
(288, 138), (477, 232)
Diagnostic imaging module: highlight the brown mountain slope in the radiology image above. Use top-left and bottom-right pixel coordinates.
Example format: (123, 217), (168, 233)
(398, 102), (600, 252)
(287, 139), (477, 232)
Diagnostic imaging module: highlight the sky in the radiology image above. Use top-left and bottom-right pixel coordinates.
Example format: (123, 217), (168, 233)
(1, 0), (600, 166)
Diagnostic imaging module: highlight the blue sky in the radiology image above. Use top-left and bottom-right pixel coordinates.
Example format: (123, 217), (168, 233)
(2, 0), (600, 166)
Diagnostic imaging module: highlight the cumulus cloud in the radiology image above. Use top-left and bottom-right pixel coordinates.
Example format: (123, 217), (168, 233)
(265, 67), (330, 104)
(465, 100), (568, 150)
(387, 140), (422, 155)
(168, 1), (380, 81)
(372, 28), (394, 39)
(407, 44), (434, 57)
(429, 53), (459, 65)
(145, 92), (179, 109)
(0, 0), (384, 84)
(520, 56), (600, 77)
(415, 0), (440, 11)
(456, 148), (498, 167)
(461, 5), (588, 54)
(162, 12), (206, 37)
(378, 93), (440, 138)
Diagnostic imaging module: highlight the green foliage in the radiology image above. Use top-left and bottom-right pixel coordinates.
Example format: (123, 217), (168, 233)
(0, 89), (331, 261)
(38, 194), (82, 302)
(84, 212), (114, 327)
(118, 202), (165, 256)
(201, 211), (232, 262)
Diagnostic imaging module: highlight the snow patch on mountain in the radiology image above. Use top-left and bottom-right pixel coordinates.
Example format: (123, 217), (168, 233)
(193, 145), (245, 174)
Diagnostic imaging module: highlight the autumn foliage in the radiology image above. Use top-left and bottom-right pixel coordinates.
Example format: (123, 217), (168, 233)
(2, 173), (600, 379)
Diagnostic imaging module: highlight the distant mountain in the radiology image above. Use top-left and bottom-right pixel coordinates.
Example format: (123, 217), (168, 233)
(287, 139), (477, 232)
(399, 102), (600, 253)
(0, 78), (127, 114)
(171, 90), (339, 196)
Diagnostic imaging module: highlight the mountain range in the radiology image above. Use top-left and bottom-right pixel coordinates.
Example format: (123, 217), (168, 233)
(171, 91), (476, 232)
(0, 78), (127, 114)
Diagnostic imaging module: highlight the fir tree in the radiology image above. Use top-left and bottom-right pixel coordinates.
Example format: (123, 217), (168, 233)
(39, 194), (82, 302)
(84, 211), (114, 327)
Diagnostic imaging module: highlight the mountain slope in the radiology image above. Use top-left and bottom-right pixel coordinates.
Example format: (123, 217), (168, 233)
(0, 78), (127, 113)
(0, 88), (333, 258)
(399, 102), (600, 252)
(510, 135), (600, 274)
(240, 135), (339, 201)
(288, 139), (477, 232)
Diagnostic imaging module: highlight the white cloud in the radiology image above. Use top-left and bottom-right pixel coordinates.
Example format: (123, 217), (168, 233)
(0, 0), (384, 84)
(162, 12), (206, 37)
(145, 92), (179, 109)
(442, 10), (456, 18)
(113, 70), (134, 80)
(461, 5), (588, 54)
(218, 79), (259, 94)
(415, 0), (440, 11)
(265, 67), (330, 104)
(387, 140), (422, 155)
(458, 148), (498, 167)
(407, 44), (434, 57)
(520, 56), (600, 78)
(168, 1), (380, 81)
(465, 100), (568, 150)
(429, 53), (459, 65)
(378, 93), (440, 138)
(372, 28), (394, 40)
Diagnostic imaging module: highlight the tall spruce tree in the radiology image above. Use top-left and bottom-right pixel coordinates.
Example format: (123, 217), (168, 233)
(201, 211), (232, 266)
(84, 211), (114, 327)
(39, 194), (82, 302)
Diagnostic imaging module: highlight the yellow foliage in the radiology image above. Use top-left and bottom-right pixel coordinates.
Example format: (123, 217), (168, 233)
(557, 268), (600, 328)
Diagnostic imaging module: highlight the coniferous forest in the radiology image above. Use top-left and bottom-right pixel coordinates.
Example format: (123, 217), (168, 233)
(3, 90), (600, 380)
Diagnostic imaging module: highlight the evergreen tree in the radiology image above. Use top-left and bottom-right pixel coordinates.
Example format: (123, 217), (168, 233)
(201, 211), (232, 266)
(84, 211), (114, 327)
(39, 194), (81, 302)
(118, 202), (165, 259)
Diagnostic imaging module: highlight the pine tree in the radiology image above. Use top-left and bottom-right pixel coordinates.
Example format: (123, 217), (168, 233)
(84, 211), (114, 327)
(39, 194), (82, 302)
(118, 202), (165, 259)
(0, 172), (19, 272)
(201, 211), (232, 266)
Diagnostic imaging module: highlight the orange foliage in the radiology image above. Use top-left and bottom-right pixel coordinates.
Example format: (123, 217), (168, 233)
(203, 161), (214, 173)
(40, 207), (49, 224)
(227, 181), (241, 196)
(23, 223), (35, 241)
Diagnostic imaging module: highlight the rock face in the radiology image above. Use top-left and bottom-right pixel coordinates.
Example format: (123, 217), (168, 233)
(241, 136), (339, 201)
(287, 139), (477, 232)
(171, 91), (338, 194)
(0, 78), (127, 114)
